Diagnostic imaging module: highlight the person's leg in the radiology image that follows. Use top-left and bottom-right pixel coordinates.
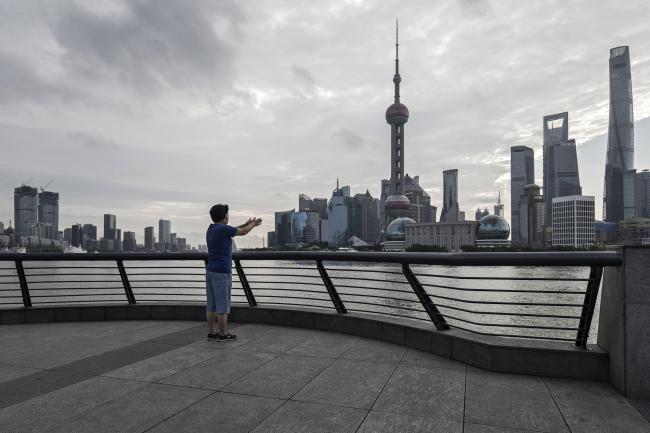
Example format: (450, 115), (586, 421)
(205, 271), (217, 335)
(215, 272), (230, 336)
(216, 313), (228, 335)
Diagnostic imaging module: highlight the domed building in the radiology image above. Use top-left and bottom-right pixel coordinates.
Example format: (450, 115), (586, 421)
(383, 217), (416, 251)
(475, 214), (511, 247)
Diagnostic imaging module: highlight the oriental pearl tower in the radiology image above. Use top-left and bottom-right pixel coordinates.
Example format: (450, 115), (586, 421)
(383, 21), (411, 226)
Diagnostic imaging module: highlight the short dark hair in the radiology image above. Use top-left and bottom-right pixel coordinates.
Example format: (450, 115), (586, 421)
(210, 204), (229, 223)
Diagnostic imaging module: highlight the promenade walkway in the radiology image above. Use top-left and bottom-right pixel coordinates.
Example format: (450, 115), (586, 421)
(0, 320), (648, 433)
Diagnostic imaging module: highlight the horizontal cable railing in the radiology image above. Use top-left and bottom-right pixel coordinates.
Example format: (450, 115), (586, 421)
(0, 251), (621, 348)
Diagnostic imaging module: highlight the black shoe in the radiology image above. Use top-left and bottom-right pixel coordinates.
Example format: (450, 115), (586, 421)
(217, 333), (237, 342)
(207, 333), (218, 341)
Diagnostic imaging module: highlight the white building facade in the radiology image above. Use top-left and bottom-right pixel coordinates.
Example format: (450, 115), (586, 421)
(552, 195), (595, 248)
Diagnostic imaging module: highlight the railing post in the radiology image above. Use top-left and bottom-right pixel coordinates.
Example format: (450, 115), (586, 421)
(234, 259), (257, 307)
(402, 264), (449, 331)
(575, 265), (603, 348)
(15, 260), (31, 308)
(316, 260), (347, 314)
(116, 259), (136, 304)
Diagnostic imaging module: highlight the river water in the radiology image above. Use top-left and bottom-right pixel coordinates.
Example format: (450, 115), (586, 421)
(0, 259), (599, 344)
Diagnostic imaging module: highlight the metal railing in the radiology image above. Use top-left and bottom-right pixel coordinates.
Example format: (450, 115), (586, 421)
(0, 251), (621, 348)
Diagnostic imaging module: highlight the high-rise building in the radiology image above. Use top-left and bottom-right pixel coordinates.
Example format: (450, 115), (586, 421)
(159, 219), (171, 246)
(404, 175), (433, 223)
(494, 190), (504, 217)
(170, 233), (177, 250)
(123, 231), (136, 252)
(543, 113), (582, 227)
(63, 228), (72, 242)
(14, 185), (38, 236)
(82, 224), (97, 242)
(293, 211), (320, 245)
(267, 231), (276, 248)
(70, 224), (83, 247)
(552, 195), (595, 248)
(440, 169), (460, 223)
(298, 194), (313, 212)
(637, 170), (650, 217)
(327, 182), (350, 246)
(103, 214), (116, 240)
(144, 227), (155, 251)
(623, 169), (637, 219)
(475, 208), (489, 221)
(37, 191), (59, 238)
(0, 222), (4, 234)
(274, 210), (295, 246)
(604, 46), (634, 223)
(519, 184), (545, 247)
(510, 146), (535, 243)
(311, 198), (328, 220)
(350, 191), (379, 245)
(383, 23), (411, 226)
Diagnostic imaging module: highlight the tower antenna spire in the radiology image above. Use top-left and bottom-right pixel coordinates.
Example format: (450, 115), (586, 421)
(393, 19), (400, 103)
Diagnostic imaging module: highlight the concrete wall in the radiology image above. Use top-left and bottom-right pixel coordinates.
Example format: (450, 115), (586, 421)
(598, 247), (650, 398)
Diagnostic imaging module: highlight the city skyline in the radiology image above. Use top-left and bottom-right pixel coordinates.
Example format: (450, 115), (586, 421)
(1, 1), (650, 248)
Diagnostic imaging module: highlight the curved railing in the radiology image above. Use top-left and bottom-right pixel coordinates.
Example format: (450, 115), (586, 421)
(0, 251), (621, 348)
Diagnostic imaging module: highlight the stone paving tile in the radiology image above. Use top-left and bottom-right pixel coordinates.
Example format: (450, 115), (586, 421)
(160, 350), (278, 390)
(463, 423), (543, 433)
(233, 327), (315, 353)
(293, 358), (396, 409)
(286, 331), (358, 358)
(223, 354), (334, 399)
(0, 369), (91, 409)
(0, 364), (41, 384)
(148, 392), (284, 433)
(340, 338), (406, 363)
(189, 323), (275, 349)
(40, 383), (211, 433)
(98, 321), (202, 342)
(0, 376), (147, 433)
(250, 400), (367, 433)
(145, 324), (208, 346)
(372, 364), (465, 422)
(400, 348), (465, 370)
(465, 368), (569, 433)
(102, 345), (219, 382)
(356, 411), (463, 433)
(545, 378), (650, 433)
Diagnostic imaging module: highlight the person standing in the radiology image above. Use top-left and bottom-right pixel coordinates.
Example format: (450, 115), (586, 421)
(205, 204), (262, 341)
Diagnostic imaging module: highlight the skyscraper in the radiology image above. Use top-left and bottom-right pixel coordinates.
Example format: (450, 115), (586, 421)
(103, 214), (116, 240)
(510, 146), (535, 243)
(543, 113), (582, 226)
(71, 224), (83, 248)
(440, 169), (460, 223)
(637, 170), (650, 218)
(404, 175), (433, 223)
(144, 226), (155, 251)
(159, 219), (171, 245)
(14, 185), (38, 236)
(37, 191), (59, 238)
(298, 194), (313, 212)
(327, 181), (351, 246)
(123, 231), (136, 252)
(604, 46), (634, 222)
(383, 22), (411, 225)
(519, 184), (545, 247)
(494, 189), (504, 217)
(350, 190), (379, 244)
(552, 196), (595, 248)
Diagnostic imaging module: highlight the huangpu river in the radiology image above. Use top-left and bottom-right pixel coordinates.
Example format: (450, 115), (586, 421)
(0, 259), (598, 344)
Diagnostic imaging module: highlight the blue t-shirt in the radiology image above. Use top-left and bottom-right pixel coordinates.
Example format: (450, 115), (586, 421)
(206, 223), (238, 273)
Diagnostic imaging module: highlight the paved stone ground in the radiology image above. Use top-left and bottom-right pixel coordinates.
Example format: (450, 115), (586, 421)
(0, 321), (648, 433)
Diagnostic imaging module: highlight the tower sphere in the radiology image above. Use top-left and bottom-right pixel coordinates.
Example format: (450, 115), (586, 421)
(385, 102), (409, 125)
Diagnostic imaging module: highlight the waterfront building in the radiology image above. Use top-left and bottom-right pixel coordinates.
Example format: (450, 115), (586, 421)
(37, 191), (59, 238)
(384, 217), (416, 251)
(144, 226), (155, 251)
(440, 169), (460, 223)
(350, 191), (379, 245)
(404, 175), (433, 223)
(82, 224), (97, 242)
(475, 208), (489, 221)
(327, 182), (350, 247)
(595, 221), (618, 243)
(70, 224), (83, 248)
(637, 169), (650, 217)
(177, 237), (187, 251)
(99, 238), (114, 252)
(103, 214), (116, 240)
(383, 23), (411, 227)
(63, 228), (72, 242)
(293, 211), (321, 245)
(267, 231), (276, 248)
(298, 194), (313, 212)
(519, 184), (545, 248)
(543, 113), (582, 229)
(510, 146), (535, 243)
(123, 231), (136, 252)
(552, 195), (595, 248)
(311, 198), (328, 220)
(158, 219), (171, 246)
(475, 215), (511, 248)
(430, 206), (438, 223)
(623, 169), (637, 219)
(405, 221), (477, 252)
(275, 210), (295, 246)
(14, 185), (38, 237)
(0, 222), (4, 234)
(604, 46), (635, 223)
(617, 217), (650, 246)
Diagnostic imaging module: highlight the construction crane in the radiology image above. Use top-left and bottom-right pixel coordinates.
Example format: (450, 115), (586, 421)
(40, 179), (54, 193)
(21, 178), (34, 186)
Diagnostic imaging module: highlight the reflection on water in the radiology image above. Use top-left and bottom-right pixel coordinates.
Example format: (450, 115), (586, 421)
(0, 259), (599, 344)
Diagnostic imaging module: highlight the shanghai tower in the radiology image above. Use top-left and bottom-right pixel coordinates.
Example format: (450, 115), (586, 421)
(383, 21), (410, 225)
(603, 46), (634, 222)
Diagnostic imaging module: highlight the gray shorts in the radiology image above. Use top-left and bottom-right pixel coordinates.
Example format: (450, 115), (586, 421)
(206, 271), (232, 314)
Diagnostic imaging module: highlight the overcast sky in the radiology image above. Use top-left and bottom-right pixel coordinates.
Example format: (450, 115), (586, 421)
(1, 0), (649, 248)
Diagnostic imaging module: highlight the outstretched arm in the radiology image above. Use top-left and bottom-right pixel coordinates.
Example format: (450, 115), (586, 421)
(236, 218), (254, 229)
(235, 218), (262, 236)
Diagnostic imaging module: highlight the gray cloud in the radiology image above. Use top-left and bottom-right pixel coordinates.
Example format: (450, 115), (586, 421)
(292, 64), (317, 86)
(332, 128), (365, 149)
(67, 131), (121, 150)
